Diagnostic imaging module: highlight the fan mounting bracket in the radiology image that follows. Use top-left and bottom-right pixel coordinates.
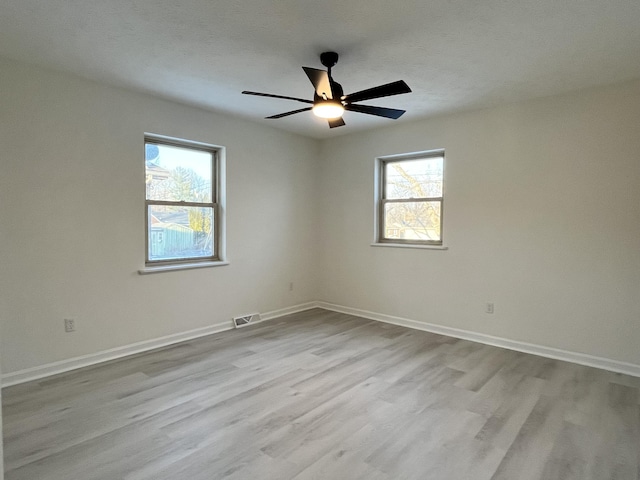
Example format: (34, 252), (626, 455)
(320, 52), (339, 69)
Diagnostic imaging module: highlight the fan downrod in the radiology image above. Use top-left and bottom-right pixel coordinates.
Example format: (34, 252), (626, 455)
(320, 51), (339, 69)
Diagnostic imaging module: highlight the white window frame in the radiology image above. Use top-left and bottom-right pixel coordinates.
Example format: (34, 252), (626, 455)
(373, 149), (446, 248)
(140, 133), (227, 274)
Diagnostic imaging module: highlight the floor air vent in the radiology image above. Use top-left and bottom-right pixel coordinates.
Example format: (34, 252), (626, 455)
(233, 313), (261, 328)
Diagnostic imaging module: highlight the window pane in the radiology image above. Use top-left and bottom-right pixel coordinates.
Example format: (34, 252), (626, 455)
(148, 205), (214, 261)
(383, 201), (441, 241)
(385, 157), (443, 199)
(145, 143), (212, 202)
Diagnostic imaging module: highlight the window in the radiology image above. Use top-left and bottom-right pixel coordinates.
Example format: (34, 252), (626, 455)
(376, 150), (444, 246)
(144, 135), (223, 266)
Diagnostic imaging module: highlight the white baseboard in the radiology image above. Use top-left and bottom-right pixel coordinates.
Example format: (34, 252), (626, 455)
(260, 302), (319, 321)
(4, 300), (638, 386)
(316, 301), (640, 378)
(1, 302), (319, 387)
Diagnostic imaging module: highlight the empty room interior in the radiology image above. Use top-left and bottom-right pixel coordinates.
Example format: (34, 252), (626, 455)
(1, 1), (640, 479)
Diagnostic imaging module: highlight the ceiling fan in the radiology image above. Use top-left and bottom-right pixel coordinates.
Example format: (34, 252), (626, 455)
(242, 51), (412, 128)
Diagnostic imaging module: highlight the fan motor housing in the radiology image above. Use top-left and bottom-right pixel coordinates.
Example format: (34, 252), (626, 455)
(320, 51), (339, 68)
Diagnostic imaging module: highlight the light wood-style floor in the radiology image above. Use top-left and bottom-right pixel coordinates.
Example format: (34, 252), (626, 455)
(3, 308), (639, 479)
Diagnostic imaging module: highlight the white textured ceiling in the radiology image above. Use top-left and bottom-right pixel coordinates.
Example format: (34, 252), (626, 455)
(2, 0), (640, 138)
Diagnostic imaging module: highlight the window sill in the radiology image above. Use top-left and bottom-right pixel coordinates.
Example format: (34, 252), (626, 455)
(370, 243), (448, 250)
(138, 260), (229, 275)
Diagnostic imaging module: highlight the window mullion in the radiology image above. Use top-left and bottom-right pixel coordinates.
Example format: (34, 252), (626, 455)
(146, 200), (215, 208)
(382, 197), (443, 203)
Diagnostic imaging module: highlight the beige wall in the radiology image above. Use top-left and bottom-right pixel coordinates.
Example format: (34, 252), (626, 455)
(317, 80), (640, 365)
(0, 58), (321, 374)
(1, 57), (639, 381)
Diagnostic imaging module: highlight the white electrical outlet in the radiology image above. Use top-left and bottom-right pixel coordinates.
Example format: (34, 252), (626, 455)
(64, 318), (76, 332)
(485, 303), (494, 314)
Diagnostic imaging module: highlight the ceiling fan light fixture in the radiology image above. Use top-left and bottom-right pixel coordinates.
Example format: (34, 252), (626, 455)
(312, 101), (344, 119)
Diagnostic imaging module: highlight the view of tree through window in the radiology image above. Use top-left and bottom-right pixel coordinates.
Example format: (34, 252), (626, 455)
(379, 153), (444, 244)
(145, 139), (217, 264)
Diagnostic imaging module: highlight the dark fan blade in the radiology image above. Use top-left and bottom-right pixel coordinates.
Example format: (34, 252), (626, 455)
(328, 117), (345, 128)
(342, 80), (411, 104)
(302, 67), (333, 99)
(265, 107), (312, 119)
(242, 91), (313, 105)
(345, 104), (406, 119)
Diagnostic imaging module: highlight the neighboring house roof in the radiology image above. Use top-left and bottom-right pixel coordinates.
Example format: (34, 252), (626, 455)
(150, 210), (190, 228)
(145, 161), (170, 182)
(150, 222), (192, 232)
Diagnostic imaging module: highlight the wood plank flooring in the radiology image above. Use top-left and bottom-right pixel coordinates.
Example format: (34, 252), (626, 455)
(2, 308), (639, 479)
